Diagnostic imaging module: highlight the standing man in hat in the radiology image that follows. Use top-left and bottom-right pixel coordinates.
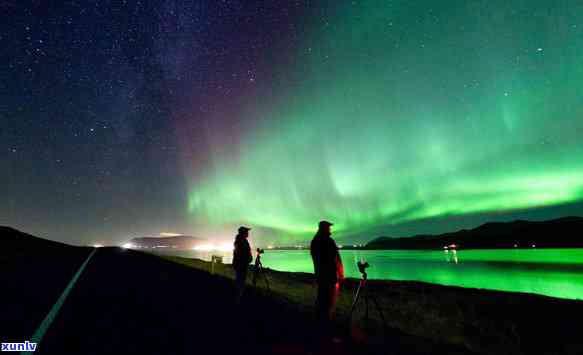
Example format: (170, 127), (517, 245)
(310, 220), (345, 338)
(232, 226), (253, 304)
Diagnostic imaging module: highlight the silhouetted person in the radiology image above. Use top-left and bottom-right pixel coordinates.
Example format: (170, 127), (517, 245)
(232, 226), (252, 304)
(310, 220), (344, 340)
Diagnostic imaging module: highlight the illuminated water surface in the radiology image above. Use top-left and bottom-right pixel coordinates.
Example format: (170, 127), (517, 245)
(157, 248), (583, 300)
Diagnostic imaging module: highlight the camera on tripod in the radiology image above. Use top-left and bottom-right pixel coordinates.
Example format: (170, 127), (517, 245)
(350, 259), (386, 331)
(357, 260), (370, 274)
(252, 248), (270, 291)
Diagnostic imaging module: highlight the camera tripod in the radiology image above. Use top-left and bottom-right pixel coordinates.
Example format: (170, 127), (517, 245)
(252, 255), (271, 291)
(348, 270), (387, 332)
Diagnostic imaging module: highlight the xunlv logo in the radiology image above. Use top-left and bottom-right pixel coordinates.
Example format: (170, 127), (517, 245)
(1, 341), (37, 352)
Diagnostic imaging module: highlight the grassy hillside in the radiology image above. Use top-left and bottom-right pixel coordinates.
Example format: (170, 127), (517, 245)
(157, 253), (583, 355)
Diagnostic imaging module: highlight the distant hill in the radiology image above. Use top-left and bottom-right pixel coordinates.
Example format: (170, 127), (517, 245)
(127, 235), (207, 250)
(0, 226), (76, 256)
(366, 216), (583, 250)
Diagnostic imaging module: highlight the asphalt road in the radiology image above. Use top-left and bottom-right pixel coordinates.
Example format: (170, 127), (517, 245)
(6, 247), (472, 355)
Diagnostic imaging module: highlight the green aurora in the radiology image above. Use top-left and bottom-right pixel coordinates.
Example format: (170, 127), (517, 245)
(187, 1), (583, 242)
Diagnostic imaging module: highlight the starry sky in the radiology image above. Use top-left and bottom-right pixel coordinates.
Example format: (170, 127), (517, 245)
(2, 1), (583, 246)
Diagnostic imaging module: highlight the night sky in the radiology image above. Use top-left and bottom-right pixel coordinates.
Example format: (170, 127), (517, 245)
(3, 1), (583, 246)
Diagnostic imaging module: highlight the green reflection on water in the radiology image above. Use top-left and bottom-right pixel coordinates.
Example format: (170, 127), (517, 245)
(259, 249), (583, 301)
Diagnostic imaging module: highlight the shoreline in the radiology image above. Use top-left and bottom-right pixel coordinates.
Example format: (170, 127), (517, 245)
(151, 248), (583, 301)
(270, 246), (583, 251)
(157, 253), (583, 355)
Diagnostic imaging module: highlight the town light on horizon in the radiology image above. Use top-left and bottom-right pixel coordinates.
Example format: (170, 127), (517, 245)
(193, 243), (233, 252)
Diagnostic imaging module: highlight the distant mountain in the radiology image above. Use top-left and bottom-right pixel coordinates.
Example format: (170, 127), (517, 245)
(366, 216), (583, 250)
(0, 226), (76, 255)
(127, 235), (207, 250)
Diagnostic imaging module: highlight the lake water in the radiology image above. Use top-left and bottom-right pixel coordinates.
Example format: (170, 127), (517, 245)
(153, 248), (583, 301)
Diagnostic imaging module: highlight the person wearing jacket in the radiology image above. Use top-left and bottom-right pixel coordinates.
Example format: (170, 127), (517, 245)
(232, 226), (253, 304)
(310, 220), (344, 337)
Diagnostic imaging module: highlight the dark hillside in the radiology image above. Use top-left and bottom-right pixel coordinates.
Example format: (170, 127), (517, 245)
(0, 226), (76, 257)
(366, 216), (583, 249)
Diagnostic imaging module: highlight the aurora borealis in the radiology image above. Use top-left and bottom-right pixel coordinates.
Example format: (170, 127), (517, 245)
(187, 1), (583, 243)
(3, 1), (583, 246)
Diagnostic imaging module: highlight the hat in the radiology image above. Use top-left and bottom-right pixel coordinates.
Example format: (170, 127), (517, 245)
(238, 226), (251, 233)
(318, 220), (333, 228)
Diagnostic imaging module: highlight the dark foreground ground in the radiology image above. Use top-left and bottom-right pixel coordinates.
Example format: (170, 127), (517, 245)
(2, 246), (472, 355)
(161, 254), (583, 355)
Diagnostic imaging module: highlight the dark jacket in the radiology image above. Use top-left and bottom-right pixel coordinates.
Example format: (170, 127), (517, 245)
(310, 231), (343, 284)
(232, 235), (252, 271)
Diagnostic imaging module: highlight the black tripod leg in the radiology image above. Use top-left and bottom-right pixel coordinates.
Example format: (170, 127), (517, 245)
(349, 281), (364, 322)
